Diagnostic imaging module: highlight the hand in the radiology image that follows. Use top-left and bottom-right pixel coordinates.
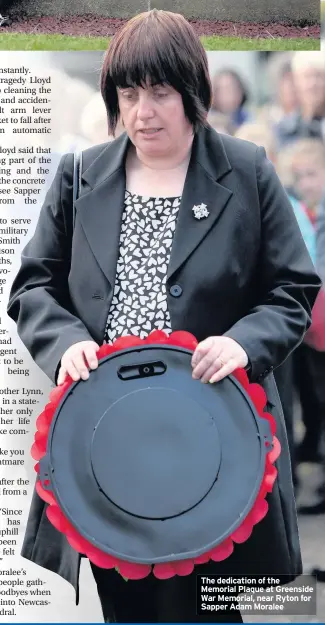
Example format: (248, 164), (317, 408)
(191, 336), (248, 384)
(57, 341), (100, 385)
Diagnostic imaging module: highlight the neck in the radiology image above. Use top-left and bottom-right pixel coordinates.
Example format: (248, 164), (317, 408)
(133, 133), (194, 171)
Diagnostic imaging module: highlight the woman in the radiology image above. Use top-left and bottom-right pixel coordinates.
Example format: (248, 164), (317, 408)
(7, 9), (321, 624)
(210, 69), (251, 129)
(305, 197), (325, 577)
(277, 139), (325, 477)
(275, 51), (325, 149)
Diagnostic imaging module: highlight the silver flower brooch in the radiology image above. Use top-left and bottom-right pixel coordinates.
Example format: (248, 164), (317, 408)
(192, 203), (209, 220)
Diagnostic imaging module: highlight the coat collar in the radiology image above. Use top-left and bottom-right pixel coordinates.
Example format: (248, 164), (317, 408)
(81, 124), (231, 189)
(76, 125), (233, 286)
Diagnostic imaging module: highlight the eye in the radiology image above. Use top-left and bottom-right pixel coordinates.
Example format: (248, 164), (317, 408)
(153, 90), (168, 99)
(120, 89), (137, 100)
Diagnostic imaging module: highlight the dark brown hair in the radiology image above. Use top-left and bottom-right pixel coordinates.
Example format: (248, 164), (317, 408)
(100, 9), (212, 135)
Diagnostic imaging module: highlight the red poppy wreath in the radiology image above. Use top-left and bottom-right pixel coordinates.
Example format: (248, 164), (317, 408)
(31, 329), (281, 581)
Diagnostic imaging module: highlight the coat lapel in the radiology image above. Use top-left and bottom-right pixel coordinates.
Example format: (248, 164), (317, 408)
(74, 126), (234, 287)
(167, 129), (233, 280)
(74, 133), (129, 287)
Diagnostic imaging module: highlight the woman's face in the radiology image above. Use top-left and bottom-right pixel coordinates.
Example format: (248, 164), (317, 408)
(294, 66), (325, 116)
(212, 73), (243, 113)
(117, 82), (193, 157)
(278, 72), (298, 114)
(292, 155), (325, 209)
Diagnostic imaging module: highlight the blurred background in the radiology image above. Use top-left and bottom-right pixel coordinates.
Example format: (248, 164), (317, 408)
(1, 49), (325, 622)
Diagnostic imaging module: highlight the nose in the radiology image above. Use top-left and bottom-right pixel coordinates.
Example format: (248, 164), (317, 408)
(137, 92), (155, 120)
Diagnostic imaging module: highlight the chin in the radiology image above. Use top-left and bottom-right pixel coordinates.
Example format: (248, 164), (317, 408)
(140, 140), (168, 155)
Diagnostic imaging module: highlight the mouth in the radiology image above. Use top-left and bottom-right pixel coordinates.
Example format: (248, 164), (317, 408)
(139, 128), (163, 135)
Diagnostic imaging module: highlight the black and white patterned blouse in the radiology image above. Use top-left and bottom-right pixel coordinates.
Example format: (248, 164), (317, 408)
(104, 190), (181, 343)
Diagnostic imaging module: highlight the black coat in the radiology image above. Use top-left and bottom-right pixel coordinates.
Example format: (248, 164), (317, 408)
(7, 125), (321, 605)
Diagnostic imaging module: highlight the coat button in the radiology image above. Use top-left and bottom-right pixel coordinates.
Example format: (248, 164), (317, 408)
(169, 284), (183, 297)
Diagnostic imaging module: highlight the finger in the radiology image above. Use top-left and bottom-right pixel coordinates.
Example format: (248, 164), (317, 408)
(200, 356), (226, 384)
(191, 338), (215, 368)
(209, 358), (237, 384)
(84, 344), (99, 370)
(71, 351), (90, 380)
(57, 366), (67, 386)
(192, 348), (221, 380)
(64, 358), (84, 382)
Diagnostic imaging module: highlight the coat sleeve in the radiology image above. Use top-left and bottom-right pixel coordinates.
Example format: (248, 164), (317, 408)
(224, 146), (322, 382)
(7, 153), (94, 384)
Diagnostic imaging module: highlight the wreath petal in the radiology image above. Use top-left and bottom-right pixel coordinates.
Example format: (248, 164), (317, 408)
(115, 562), (152, 580)
(144, 330), (171, 344)
(153, 562), (176, 579)
(171, 559), (195, 576)
(194, 552), (211, 564)
(168, 331), (199, 350)
(208, 537), (234, 561)
(85, 547), (119, 570)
